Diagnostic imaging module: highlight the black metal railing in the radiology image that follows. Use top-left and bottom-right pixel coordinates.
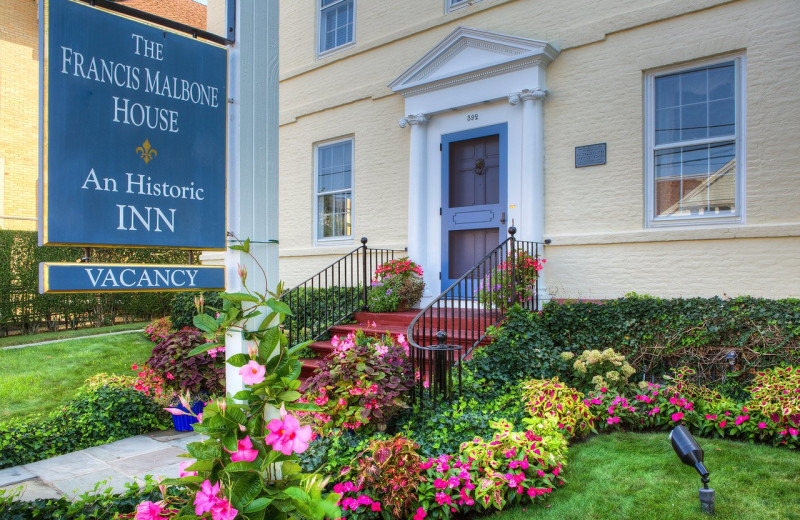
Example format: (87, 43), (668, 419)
(280, 238), (405, 347)
(407, 227), (548, 407)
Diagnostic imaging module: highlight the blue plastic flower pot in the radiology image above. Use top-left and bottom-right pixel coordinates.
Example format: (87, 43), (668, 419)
(172, 400), (205, 432)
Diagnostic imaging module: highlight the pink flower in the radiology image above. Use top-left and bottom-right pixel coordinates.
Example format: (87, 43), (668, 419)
(239, 361), (266, 386)
(179, 460), (197, 478)
(413, 507), (427, 520)
(164, 407), (190, 416)
(194, 480), (220, 516)
(734, 415), (749, 426)
(790, 428), (799, 436)
(135, 501), (163, 520)
(671, 412), (684, 422)
(226, 435), (259, 462)
(719, 420), (727, 428)
(607, 416), (621, 425)
(758, 422), (767, 429)
(265, 413), (313, 455)
(434, 478), (447, 489)
(211, 497), (238, 520)
(705, 414), (717, 420)
(371, 502), (382, 512)
(648, 406), (660, 416)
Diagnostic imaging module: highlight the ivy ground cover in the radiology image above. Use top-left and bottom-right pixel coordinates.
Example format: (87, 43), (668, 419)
(0, 332), (154, 420)
(489, 432), (800, 520)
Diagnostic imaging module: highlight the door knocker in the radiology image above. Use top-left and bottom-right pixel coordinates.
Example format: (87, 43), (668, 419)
(474, 158), (486, 176)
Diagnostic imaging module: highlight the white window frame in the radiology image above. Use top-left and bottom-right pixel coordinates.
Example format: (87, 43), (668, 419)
(644, 54), (746, 228)
(317, 0), (356, 58)
(314, 137), (355, 244)
(446, 0), (482, 12)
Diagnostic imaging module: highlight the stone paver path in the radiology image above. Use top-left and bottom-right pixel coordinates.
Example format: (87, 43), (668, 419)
(0, 430), (201, 501)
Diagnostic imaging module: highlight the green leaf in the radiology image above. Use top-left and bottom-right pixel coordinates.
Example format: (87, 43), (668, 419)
(185, 459), (215, 472)
(188, 341), (221, 357)
(193, 313), (219, 333)
(233, 390), (252, 400)
(186, 441), (220, 461)
(230, 473), (262, 510)
(287, 340), (314, 355)
(265, 298), (293, 316)
(243, 497), (274, 513)
(283, 485), (310, 503)
(222, 431), (239, 453)
(258, 327), (282, 360)
(284, 401), (321, 412)
(278, 390), (302, 402)
(224, 461), (260, 472)
(222, 291), (260, 303)
(281, 461), (302, 477)
(227, 353), (250, 368)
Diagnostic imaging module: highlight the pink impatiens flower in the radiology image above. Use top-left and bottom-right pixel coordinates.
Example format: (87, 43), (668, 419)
(226, 435), (259, 462)
(671, 412), (684, 422)
(194, 480), (220, 516)
(265, 413), (313, 455)
(135, 501), (163, 520)
(239, 361), (266, 386)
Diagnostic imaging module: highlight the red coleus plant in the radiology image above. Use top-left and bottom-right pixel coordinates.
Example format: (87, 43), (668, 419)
(145, 329), (225, 396)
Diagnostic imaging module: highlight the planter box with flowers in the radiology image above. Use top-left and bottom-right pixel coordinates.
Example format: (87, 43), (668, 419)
(367, 257), (425, 312)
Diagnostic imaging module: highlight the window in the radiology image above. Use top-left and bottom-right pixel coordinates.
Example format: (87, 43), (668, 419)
(319, 0), (354, 55)
(645, 56), (745, 226)
(447, 0), (482, 11)
(315, 139), (353, 241)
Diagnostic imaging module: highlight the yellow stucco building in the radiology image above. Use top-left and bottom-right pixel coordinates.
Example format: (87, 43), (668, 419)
(269, 0), (800, 300)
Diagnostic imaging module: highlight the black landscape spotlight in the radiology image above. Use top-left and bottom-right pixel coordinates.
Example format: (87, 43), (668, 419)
(669, 425), (714, 514)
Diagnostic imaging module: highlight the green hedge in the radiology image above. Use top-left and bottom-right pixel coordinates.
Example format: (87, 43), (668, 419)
(0, 375), (171, 469)
(538, 295), (800, 385)
(0, 230), (195, 335)
(281, 286), (363, 345)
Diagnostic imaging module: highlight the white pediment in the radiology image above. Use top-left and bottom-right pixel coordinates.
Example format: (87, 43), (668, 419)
(389, 27), (558, 96)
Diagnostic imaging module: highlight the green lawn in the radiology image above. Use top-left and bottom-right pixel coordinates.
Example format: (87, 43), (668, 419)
(0, 332), (155, 422)
(0, 322), (145, 349)
(490, 432), (800, 520)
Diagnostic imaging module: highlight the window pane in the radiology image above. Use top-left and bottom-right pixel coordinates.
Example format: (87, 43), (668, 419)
(655, 142), (735, 217)
(317, 192), (352, 239)
(317, 141), (352, 192)
(320, 0), (353, 53)
(654, 61), (735, 145)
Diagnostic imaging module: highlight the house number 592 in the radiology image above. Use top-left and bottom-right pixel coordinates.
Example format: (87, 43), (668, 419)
(467, 114), (479, 121)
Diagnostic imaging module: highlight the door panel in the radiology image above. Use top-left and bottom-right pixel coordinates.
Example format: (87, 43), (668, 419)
(441, 124), (507, 291)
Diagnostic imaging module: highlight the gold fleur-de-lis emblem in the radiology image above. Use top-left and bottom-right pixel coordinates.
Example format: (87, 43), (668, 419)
(136, 139), (157, 164)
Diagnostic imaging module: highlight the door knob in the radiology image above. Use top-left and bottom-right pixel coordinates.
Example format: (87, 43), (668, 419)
(500, 212), (506, 224)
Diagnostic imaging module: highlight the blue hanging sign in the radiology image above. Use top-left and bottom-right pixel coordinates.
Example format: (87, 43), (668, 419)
(39, 0), (227, 249)
(40, 263), (226, 293)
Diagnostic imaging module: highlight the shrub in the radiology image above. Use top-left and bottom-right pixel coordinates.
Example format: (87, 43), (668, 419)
(341, 435), (422, 519)
(0, 375), (170, 468)
(565, 348), (637, 395)
(169, 291), (222, 329)
(746, 365), (800, 430)
(520, 378), (595, 439)
(0, 477), (186, 520)
(400, 379), (529, 457)
(145, 329), (225, 396)
(302, 331), (413, 432)
(478, 251), (545, 309)
(417, 419), (567, 518)
(538, 295), (800, 386)
(367, 257), (424, 312)
(280, 286), (362, 344)
(143, 316), (172, 343)
(465, 306), (564, 388)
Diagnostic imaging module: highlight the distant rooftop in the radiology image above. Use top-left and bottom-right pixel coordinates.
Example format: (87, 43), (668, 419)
(113, 0), (207, 30)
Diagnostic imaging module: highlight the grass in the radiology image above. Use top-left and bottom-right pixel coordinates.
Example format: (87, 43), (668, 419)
(0, 322), (145, 349)
(0, 332), (155, 422)
(488, 432), (800, 520)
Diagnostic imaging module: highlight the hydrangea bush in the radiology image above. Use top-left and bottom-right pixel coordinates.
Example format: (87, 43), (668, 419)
(563, 348), (637, 395)
(301, 331), (413, 432)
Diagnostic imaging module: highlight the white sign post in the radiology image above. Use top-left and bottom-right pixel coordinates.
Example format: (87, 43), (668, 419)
(224, 0), (280, 397)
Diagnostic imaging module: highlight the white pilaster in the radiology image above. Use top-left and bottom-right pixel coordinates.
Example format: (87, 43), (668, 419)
(509, 88), (549, 302)
(225, 0), (280, 397)
(399, 114), (429, 270)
